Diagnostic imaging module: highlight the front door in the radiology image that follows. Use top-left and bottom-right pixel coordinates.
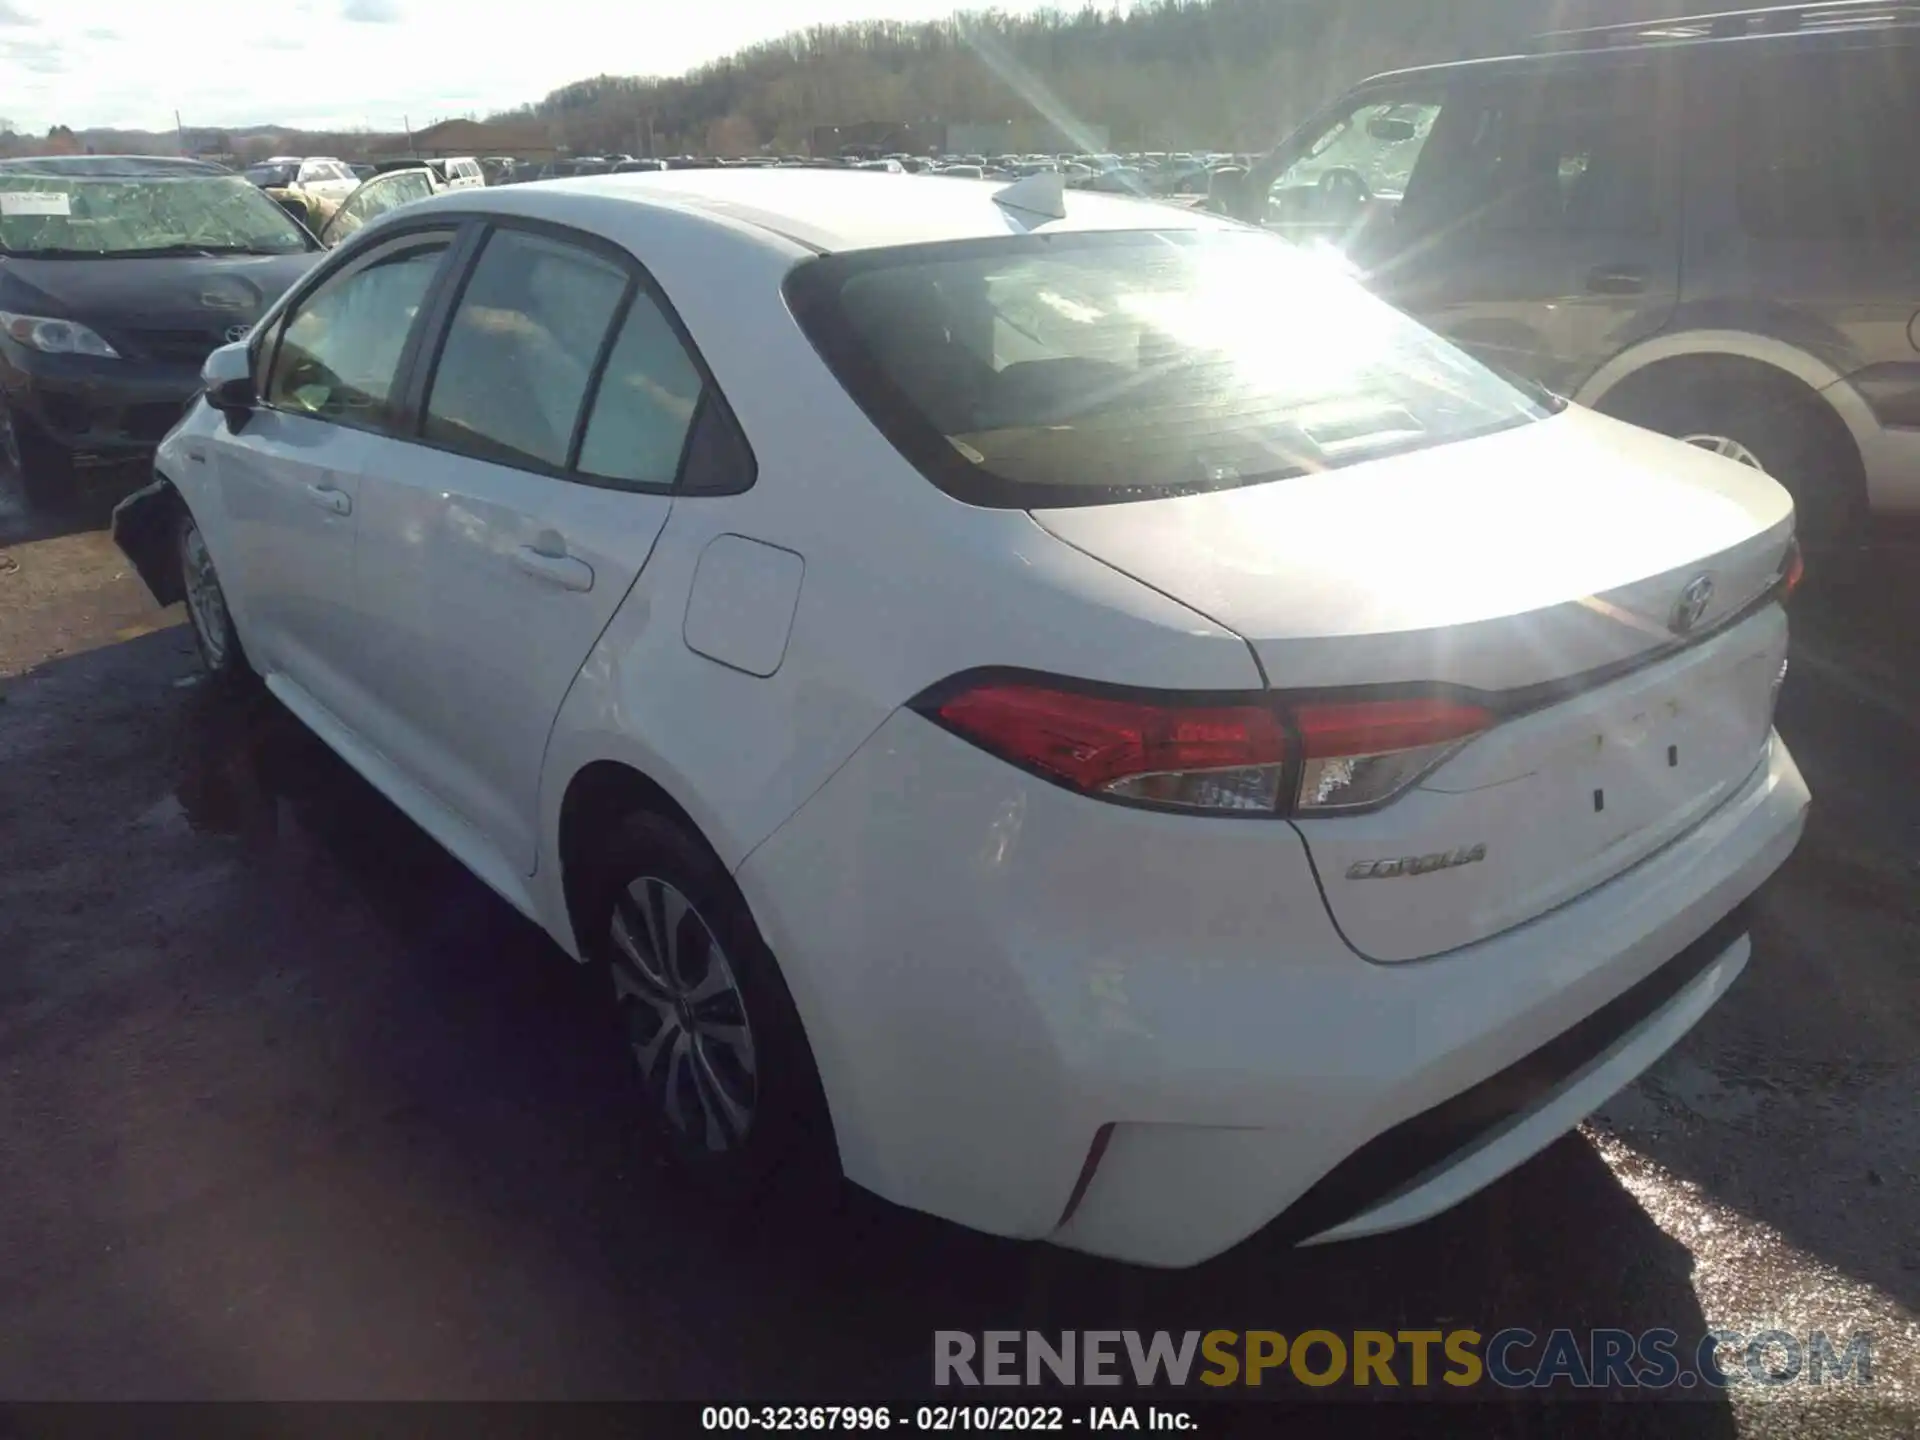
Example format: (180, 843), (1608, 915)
(214, 228), (453, 721)
(353, 222), (707, 871)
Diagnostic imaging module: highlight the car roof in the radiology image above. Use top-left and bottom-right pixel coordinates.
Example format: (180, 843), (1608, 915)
(0, 154), (229, 177)
(532, 167), (1236, 253)
(1354, 8), (1919, 90)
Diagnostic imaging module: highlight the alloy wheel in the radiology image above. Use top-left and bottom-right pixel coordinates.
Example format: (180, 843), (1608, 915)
(609, 875), (759, 1153)
(178, 517), (232, 671)
(1680, 433), (1766, 472)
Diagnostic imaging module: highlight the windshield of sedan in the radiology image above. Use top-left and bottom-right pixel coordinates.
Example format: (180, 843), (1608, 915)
(785, 228), (1551, 507)
(0, 172), (313, 257)
(244, 163), (299, 188)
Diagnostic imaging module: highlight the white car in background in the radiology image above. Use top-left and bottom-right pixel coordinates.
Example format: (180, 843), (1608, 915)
(114, 170), (1809, 1267)
(434, 156), (487, 189)
(271, 155), (360, 206)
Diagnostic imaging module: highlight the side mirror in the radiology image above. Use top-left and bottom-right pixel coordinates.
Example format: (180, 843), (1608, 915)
(202, 341), (256, 430)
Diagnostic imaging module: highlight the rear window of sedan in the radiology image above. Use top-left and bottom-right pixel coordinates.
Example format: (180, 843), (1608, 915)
(784, 228), (1551, 508)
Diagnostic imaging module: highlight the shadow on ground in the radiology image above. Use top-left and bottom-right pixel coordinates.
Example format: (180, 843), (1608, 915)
(0, 631), (1736, 1428)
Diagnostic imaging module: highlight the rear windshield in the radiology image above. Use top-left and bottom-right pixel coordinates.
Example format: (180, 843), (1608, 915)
(785, 228), (1550, 507)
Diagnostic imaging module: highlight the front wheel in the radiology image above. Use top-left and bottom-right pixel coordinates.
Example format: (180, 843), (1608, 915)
(177, 509), (253, 684)
(584, 810), (834, 1197)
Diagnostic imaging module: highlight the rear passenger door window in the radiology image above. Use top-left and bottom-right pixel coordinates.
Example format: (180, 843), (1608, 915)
(575, 292), (705, 487)
(422, 228), (629, 470)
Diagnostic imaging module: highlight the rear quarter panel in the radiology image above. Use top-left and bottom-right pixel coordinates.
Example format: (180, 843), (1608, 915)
(532, 198), (1261, 946)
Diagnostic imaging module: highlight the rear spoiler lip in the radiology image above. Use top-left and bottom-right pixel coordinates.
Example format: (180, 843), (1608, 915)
(912, 535), (1798, 725)
(110, 475), (183, 607)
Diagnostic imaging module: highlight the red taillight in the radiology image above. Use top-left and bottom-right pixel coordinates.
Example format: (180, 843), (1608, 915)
(1292, 697), (1494, 758)
(1292, 696), (1494, 813)
(933, 683), (1290, 813)
(1781, 537), (1805, 600)
(923, 679), (1496, 817)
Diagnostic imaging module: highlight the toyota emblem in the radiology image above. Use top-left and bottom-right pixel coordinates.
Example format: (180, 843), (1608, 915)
(224, 324), (252, 344)
(1670, 574), (1715, 635)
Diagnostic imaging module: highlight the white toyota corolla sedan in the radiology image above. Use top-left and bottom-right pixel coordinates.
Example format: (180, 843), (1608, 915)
(115, 169), (1809, 1267)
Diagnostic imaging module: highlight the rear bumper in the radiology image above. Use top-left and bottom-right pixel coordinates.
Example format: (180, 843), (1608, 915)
(737, 715), (1808, 1268)
(1299, 907), (1750, 1244)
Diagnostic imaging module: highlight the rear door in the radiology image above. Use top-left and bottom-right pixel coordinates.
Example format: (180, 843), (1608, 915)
(351, 220), (711, 872)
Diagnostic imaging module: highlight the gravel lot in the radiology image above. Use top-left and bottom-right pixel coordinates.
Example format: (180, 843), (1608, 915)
(0, 476), (1914, 1432)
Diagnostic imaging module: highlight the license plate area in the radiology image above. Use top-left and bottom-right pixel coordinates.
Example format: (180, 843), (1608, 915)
(1296, 610), (1787, 962)
(1424, 615), (1783, 819)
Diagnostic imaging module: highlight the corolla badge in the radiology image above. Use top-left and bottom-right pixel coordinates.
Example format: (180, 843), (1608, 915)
(1347, 844), (1486, 880)
(1669, 574), (1716, 636)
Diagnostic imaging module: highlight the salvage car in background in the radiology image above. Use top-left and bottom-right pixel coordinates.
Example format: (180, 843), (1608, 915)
(244, 156), (360, 229)
(115, 170), (1806, 1267)
(314, 166), (439, 248)
(0, 155), (321, 510)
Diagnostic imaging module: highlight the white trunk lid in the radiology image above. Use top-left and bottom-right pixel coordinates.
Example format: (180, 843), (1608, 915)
(1032, 408), (1795, 961)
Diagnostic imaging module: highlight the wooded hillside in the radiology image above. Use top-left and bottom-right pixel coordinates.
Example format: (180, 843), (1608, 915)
(4, 0), (1665, 161)
(492, 0), (1662, 156)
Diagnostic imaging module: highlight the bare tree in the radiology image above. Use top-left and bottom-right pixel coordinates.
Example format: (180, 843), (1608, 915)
(486, 1), (1660, 157)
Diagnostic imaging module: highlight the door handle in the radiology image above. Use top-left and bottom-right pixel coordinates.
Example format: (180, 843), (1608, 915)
(1586, 265), (1649, 296)
(304, 482), (351, 516)
(514, 545), (595, 592)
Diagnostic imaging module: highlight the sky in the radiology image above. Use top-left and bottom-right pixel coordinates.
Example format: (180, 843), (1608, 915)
(0, 0), (1057, 136)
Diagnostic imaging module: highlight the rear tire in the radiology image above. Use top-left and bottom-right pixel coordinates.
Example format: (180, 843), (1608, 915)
(1603, 365), (1867, 543)
(581, 810), (836, 1201)
(177, 508), (254, 685)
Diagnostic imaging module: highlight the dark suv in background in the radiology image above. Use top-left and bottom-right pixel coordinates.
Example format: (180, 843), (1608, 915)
(1241, 1), (1920, 537)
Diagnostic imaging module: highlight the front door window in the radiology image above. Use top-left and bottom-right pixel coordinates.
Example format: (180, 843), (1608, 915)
(266, 238), (448, 427)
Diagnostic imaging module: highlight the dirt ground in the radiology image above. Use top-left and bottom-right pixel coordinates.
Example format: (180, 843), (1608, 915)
(0, 475), (1914, 1432)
